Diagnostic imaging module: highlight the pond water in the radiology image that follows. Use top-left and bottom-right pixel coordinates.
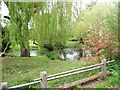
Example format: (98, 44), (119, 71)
(13, 50), (38, 56)
(12, 48), (92, 61)
(59, 48), (80, 61)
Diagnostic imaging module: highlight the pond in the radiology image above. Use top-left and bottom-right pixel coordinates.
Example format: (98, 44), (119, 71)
(57, 48), (92, 61)
(11, 48), (92, 61)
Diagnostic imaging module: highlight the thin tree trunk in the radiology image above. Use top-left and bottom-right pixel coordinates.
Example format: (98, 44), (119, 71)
(80, 37), (84, 58)
(20, 42), (30, 57)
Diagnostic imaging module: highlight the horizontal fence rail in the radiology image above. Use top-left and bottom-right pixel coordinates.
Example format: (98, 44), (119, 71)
(8, 81), (41, 90)
(106, 60), (115, 63)
(1, 59), (115, 90)
(34, 63), (103, 81)
(34, 60), (115, 81)
(7, 66), (101, 89)
(47, 66), (101, 81)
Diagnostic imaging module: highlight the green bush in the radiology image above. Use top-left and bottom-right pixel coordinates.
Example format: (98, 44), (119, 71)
(39, 47), (48, 55)
(107, 61), (118, 77)
(46, 52), (58, 60)
(108, 76), (119, 86)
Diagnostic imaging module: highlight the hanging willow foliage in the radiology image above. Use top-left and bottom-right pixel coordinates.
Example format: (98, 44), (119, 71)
(5, 2), (44, 56)
(32, 2), (72, 50)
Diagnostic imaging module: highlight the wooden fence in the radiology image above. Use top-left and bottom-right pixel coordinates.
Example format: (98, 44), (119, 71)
(1, 59), (115, 89)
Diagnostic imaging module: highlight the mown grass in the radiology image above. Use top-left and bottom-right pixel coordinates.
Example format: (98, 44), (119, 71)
(2, 56), (99, 88)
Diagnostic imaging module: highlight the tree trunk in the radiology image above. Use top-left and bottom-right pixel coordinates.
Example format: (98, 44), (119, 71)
(79, 37), (84, 58)
(1, 26), (11, 52)
(20, 42), (30, 57)
(79, 48), (83, 58)
(80, 37), (84, 44)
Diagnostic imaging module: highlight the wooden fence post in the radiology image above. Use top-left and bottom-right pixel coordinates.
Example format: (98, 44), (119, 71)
(40, 71), (47, 88)
(101, 59), (107, 81)
(1, 82), (8, 90)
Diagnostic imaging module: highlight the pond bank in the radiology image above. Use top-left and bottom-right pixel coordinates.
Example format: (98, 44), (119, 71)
(8, 48), (81, 61)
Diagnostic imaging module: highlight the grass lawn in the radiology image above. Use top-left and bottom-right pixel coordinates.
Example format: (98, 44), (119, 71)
(2, 56), (99, 88)
(65, 41), (80, 48)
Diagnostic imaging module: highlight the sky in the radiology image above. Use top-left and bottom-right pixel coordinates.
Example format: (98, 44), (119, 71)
(0, 0), (9, 18)
(0, 0), (9, 27)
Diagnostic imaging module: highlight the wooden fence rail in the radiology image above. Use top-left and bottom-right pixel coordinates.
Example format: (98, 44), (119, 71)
(34, 63), (103, 81)
(1, 59), (115, 90)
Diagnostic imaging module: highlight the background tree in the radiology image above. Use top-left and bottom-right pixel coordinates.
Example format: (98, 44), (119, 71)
(80, 1), (118, 61)
(81, 28), (118, 62)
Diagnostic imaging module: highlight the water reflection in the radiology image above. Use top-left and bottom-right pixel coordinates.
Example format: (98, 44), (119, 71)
(14, 50), (37, 56)
(59, 48), (80, 61)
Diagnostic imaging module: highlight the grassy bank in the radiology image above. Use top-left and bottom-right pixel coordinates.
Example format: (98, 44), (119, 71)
(65, 41), (80, 48)
(2, 56), (99, 88)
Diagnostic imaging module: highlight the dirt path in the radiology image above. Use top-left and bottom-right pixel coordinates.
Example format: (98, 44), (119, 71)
(81, 80), (107, 88)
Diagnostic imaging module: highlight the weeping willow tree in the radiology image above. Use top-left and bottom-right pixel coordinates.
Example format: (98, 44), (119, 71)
(55, 2), (72, 47)
(32, 2), (72, 50)
(5, 2), (44, 57)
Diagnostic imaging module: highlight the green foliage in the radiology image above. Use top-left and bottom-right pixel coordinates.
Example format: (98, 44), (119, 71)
(73, 2), (118, 41)
(76, 84), (82, 88)
(108, 76), (119, 86)
(6, 2), (34, 46)
(3, 1), (118, 57)
(32, 2), (72, 48)
(76, 2), (118, 61)
(39, 47), (48, 55)
(107, 61), (119, 77)
(104, 2), (118, 34)
(4, 2), (46, 56)
(95, 76), (119, 88)
(46, 52), (58, 60)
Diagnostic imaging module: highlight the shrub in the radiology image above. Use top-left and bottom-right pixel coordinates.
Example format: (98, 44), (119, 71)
(39, 47), (48, 55)
(46, 52), (58, 60)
